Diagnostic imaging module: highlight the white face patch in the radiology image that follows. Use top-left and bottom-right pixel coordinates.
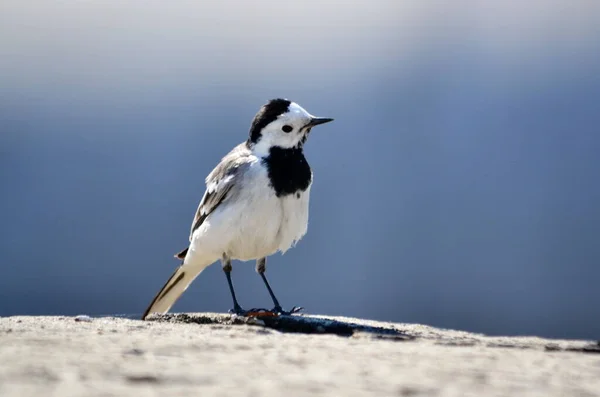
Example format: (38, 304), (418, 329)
(250, 102), (315, 157)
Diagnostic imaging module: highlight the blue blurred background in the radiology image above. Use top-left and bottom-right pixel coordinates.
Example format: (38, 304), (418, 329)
(1, 1), (599, 339)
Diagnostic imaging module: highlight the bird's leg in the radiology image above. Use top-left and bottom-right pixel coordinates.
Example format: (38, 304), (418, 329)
(222, 255), (245, 314)
(256, 258), (281, 310)
(256, 257), (303, 315)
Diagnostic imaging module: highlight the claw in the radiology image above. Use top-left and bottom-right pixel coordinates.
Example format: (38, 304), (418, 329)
(229, 306), (304, 317)
(228, 304), (247, 315)
(229, 307), (275, 317)
(272, 305), (304, 316)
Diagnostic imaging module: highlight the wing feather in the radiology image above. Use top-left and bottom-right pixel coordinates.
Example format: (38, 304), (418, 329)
(188, 143), (252, 241)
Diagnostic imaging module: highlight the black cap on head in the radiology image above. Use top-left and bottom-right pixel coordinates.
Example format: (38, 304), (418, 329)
(248, 98), (291, 143)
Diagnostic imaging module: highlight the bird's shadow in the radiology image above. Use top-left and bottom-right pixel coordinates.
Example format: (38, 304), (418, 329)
(140, 312), (414, 340)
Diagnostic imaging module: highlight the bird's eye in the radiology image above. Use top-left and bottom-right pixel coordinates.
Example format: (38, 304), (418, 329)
(281, 125), (293, 133)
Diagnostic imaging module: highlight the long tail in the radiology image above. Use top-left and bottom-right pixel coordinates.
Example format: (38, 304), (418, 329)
(141, 261), (207, 320)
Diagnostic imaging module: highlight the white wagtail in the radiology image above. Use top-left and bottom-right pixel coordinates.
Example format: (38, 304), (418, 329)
(142, 99), (333, 319)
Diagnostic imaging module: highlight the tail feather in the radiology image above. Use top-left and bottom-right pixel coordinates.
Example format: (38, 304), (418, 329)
(141, 264), (205, 320)
(174, 247), (188, 260)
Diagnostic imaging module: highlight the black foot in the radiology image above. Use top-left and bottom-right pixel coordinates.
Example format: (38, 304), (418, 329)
(228, 304), (247, 315)
(228, 306), (271, 316)
(271, 305), (304, 315)
(228, 306), (303, 316)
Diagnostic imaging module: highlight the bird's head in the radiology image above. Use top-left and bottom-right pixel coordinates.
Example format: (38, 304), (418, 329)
(247, 98), (333, 156)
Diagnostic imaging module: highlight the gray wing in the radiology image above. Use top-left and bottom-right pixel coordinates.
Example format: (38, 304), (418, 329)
(188, 143), (252, 241)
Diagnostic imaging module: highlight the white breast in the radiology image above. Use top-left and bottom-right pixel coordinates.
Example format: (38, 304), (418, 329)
(189, 160), (311, 262)
(276, 185), (311, 254)
(189, 159), (278, 261)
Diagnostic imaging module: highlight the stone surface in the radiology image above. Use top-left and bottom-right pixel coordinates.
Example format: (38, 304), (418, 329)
(1, 313), (599, 397)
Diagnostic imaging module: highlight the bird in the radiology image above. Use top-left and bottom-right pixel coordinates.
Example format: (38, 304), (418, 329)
(141, 98), (334, 320)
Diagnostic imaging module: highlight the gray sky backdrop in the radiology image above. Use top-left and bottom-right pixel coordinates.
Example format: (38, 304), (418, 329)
(1, 1), (599, 339)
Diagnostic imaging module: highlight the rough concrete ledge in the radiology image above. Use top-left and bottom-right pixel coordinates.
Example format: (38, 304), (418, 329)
(145, 312), (414, 340)
(1, 314), (599, 397)
(146, 312), (600, 354)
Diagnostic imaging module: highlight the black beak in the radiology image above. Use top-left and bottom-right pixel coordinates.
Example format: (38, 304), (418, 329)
(307, 117), (334, 127)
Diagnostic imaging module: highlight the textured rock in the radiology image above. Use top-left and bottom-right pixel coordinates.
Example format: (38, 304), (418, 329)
(1, 314), (599, 397)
